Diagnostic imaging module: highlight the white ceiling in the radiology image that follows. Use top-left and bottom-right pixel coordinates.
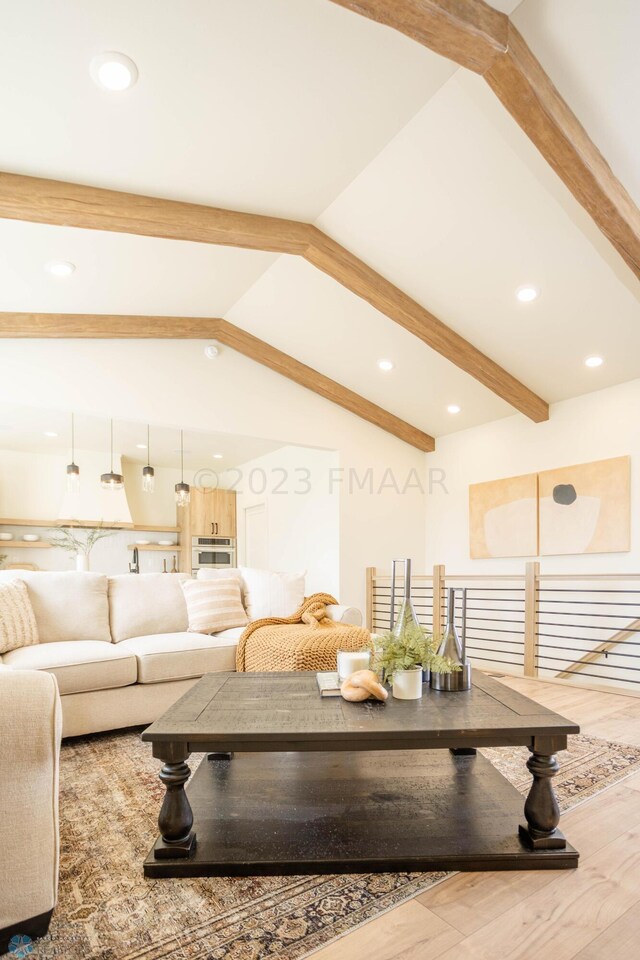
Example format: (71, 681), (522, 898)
(0, 401), (285, 471)
(1, 0), (639, 446)
(0, 0), (455, 219)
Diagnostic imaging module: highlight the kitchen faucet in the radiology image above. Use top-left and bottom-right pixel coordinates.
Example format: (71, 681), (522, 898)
(129, 546), (140, 574)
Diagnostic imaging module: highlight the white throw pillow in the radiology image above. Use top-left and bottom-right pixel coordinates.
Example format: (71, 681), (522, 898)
(181, 578), (248, 635)
(239, 567), (305, 621)
(0, 579), (39, 654)
(0, 570), (110, 644)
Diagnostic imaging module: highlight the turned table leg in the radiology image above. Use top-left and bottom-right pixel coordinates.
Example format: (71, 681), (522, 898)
(154, 756), (196, 860)
(519, 746), (566, 850)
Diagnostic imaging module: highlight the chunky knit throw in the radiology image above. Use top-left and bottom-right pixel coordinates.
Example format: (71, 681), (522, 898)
(236, 592), (371, 672)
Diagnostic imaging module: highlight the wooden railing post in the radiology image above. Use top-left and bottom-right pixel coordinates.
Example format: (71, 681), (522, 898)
(365, 567), (375, 631)
(524, 561), (540, 677)
(432, 564), (445, 641)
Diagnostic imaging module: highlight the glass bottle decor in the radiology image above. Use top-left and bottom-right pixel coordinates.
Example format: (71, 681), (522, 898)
(431, 587), (472, 691)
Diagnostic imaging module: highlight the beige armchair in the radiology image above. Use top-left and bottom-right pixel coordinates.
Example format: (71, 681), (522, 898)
(0, 668), (61, 953)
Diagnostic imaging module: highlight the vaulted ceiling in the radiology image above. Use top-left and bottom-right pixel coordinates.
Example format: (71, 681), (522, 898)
(1, 0), (639, 445)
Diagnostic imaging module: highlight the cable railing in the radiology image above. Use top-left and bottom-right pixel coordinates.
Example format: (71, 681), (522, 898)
(366, 565), (640, 694)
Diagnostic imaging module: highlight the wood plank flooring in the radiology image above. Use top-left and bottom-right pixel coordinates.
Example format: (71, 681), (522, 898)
(310, 675), (640, 960)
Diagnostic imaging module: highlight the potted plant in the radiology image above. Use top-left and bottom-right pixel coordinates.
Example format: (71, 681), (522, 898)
(373, 624), (460, 700)
(47, 525), (114, 571)
(0, 554), (6, 569)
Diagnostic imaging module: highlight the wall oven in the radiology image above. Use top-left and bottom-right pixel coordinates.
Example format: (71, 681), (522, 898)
(192, 536), (236, 570)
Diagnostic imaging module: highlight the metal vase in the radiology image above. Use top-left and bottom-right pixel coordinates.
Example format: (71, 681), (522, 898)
(430, 587), (472, 691)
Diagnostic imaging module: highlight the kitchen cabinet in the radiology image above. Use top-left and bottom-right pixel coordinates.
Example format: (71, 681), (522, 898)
(177, 489), (237, 571)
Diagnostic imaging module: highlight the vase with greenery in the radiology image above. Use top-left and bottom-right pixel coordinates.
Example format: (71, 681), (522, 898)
(0, 554), (6, 569)
(46, 526), (114, 571)
(373, 624), (461, 700)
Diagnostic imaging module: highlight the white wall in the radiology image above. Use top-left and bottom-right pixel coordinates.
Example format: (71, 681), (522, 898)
(424, 380), (640, 574)
(233, 445), (340, 596)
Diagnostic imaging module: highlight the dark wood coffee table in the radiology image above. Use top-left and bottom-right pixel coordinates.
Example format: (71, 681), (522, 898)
(142, 670), (580, 877)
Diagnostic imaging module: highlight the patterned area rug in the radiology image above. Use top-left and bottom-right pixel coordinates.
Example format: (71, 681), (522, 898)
(35, 730), (640, 960)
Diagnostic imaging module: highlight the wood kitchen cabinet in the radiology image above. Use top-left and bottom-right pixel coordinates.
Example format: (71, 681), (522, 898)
(178, 488), (237, 539)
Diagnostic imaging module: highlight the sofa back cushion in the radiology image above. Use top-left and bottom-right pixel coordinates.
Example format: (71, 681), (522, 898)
(108, 573), (189, 643)
(0, 570), (110, 644)
(239, 567), (306, 620)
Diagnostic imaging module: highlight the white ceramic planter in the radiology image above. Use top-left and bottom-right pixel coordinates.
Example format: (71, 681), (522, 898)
(76, 554), (89, 572)
(392, 667), (423, 700)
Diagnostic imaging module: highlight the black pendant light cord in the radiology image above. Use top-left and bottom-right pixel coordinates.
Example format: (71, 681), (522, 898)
(147, 424), (151, 468)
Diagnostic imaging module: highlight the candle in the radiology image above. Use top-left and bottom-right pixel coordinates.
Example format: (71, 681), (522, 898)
(337, 649), (371, 681)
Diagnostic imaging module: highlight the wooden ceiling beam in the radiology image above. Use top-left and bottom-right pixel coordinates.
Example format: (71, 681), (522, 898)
(328, 1), (640, 282)
(0, 313), (436, 452)
(0, 171), (548, 422)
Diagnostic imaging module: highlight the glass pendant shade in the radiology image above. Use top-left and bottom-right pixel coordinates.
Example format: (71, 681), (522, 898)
(142, 465), (155, 493)
(66, 413), (80, 493)
(175, 429), (189, 505)
(102, 419), (124, 490)
(66, 462), (80, 494)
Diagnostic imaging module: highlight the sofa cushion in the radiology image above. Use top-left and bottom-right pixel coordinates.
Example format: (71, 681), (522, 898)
(181, 578), (248, 634)
(0, 571), (110, 644)
(0, 579), (39, 653)
(119, 632), (237, 684)
(2, 641), (136, 696)
(108, 573), (189, 643)
(239, 567), (305, 620)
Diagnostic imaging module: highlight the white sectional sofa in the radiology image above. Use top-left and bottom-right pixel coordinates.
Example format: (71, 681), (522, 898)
(0, 571), (361, 737)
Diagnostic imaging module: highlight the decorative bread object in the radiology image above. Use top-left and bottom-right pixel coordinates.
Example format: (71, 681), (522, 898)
(340, 669), (388, 703)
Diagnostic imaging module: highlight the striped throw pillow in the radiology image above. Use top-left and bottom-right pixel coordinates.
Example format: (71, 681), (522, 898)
(0, 579), (39, 653)
(181, 578), (248, 635)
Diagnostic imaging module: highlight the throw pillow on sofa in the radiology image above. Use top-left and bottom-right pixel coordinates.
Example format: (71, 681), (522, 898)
(0, 579), (39, 653)
(239, 567), (305, 620)
(181, 578), (248, 635)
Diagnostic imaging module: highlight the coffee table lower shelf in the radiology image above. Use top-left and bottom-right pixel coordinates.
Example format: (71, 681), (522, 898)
(144, 748), (578, 877)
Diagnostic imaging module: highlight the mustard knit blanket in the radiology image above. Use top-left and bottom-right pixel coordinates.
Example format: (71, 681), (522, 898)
(236, 592), (371, 672)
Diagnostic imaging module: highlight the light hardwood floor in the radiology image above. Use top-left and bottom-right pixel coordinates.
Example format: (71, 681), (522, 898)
(311, 676), (640, 960)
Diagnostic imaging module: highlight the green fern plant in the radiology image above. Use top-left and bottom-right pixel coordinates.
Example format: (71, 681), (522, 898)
(372, 623), (460, 684)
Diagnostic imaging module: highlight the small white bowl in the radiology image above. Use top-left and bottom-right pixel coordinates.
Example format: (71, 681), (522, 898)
(0, 532), (13, 541)
(23, 534), (40, 542)
(157, 540), (175, 546)
(135, 540), (150, 546)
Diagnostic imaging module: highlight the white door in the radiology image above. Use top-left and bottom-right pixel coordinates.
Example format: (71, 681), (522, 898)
(244, 503), (268, 569)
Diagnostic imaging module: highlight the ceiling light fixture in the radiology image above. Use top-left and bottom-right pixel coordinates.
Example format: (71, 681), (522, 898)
(66, 413), (80, 494)
(136, 443), (147, 449)
(175, 430), (190, 507)
(516, 285), (539, 303)
(101, 419), (124, 490)
(45, 260), (75, 278)
(204, 344), (220, 359)
(585, 355), (604, 368)
(90, 52), (138, 91)
(378, 359), (394, 372)
(43, 430), (58, 438)
(212, 454), (223, 460)
(142, 425), (155, 494)
(447, 404), (461, 414)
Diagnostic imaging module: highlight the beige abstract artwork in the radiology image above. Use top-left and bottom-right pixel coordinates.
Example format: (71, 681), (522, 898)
(538, 456), (630, 556)
(469, 473), (538, 559)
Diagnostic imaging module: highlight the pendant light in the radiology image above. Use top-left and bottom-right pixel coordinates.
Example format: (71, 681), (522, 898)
(141, 424), (155, 493)
(101, 419), (124, 490)
(174, 429), (190, 506)
(66, 412), (80, 493)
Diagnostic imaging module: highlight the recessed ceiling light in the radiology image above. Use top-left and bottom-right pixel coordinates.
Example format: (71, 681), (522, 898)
(212, 453), (223, 460)
(447, 404), (461, 414)
(90, 52), (138, 91)
(516, 285), (539, 303)
(135, 443), (147, 450)
(378, 359), (394, 372)
(204, 344), (220, 359)
(45, 260), (75, 278)
(585, 355), (604, 368)
(43, 431), (58, 438)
